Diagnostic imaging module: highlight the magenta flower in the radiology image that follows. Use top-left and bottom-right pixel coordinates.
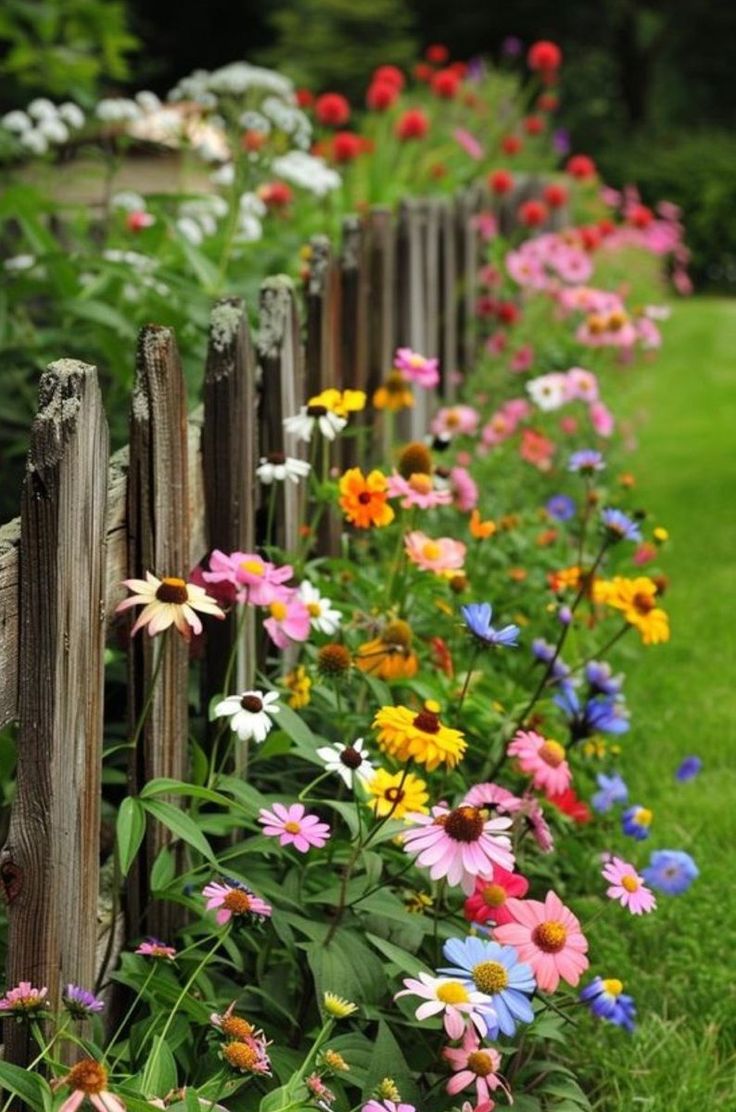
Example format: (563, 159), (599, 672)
(135, 937), (177, 960)
(393, 347), (440, 388)
(202, 880), (273, 925)
(259, 803), (331, 852)
(363, 1103), (416, 1112)
(602, 856), (657, 915)
(263, 591), (311, 649)
(204, 549), (294, 606)
(401, 804), (514, 894)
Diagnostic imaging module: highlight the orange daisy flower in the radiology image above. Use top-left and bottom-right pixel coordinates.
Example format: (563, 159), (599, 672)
(339, 468), (395, 529)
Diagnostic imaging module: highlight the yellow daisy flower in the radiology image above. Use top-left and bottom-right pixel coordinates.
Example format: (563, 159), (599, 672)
(366, 768), (429, 820)
(372, 700), (466, 771)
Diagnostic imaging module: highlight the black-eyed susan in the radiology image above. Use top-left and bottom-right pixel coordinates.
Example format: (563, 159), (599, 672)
(366, 768), (429, 820)
(373, 700), (466, 771)
(593, 576), (670, 645)
(373, 371), (414, 411)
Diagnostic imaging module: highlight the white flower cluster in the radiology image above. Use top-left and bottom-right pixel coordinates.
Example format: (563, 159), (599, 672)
(235, 192), (266, 243)
(176, 195), (229, 245)
(111, 191), (147, 212)
(2, 98), (85, 155)
(261, 96), (311, 150)
(99, 249), (170, 299)
(271, 151), (341, 198)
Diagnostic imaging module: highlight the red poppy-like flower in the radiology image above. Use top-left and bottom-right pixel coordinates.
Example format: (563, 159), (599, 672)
(426, 43), (449, 64)
(315, 92), (350, 128)
(598, 218), (616, 237)
(432, 68), (460, 98)
(366, 80), (398, 111)
(566, 153), (597, 180)
(627, 204), (654, 229)
(295, 88), (313, 108)
(497, 301), (521, 325)
(527, 40), (563, 72)
(396, 108), (429, 140)
(543, 182), (568, 209)
(258, 181), (293, 208)
(488, 169), (514, 195)
(518, 199), (548, 228)
(580, 225), (602, 251)
(332, 131), (364, 162)
(373, 64), (405, 90)
(523, 115), (544, 135)
(537, 92), (559, 111)
(501, 134), (523, 156)
(547, 788), (593, 824)
(413, 61), (434, 82)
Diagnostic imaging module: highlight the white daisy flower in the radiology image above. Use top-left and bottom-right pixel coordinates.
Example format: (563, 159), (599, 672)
(526, 372), (570, 412)
(257, 453), (311, 486)
(298, 581), (341, 635)
(28, 98), (57, 120)
(2, 110), (32, 133)
(19, 130), (48, 155)
(37, 117), (69, 144)
(283, 406), (346, 443)
(213, 690), (281, 743)
(58, 102), (85, 129)
(315, 738), (374, 788)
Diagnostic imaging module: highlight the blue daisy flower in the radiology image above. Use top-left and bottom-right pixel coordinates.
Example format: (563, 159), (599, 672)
(621, 804), (653, 840)
(591, 771), (629, 814)
(546, 493), (576, 521)
(601, 508), (642, 543)
(580, 977), (636, 1032)
(461, 602), (520, 648)
(568, 449), (605, 474)
(642, 849), (698, 895)
(439, 936), (536, 1037)
(675, 755), (702, 782)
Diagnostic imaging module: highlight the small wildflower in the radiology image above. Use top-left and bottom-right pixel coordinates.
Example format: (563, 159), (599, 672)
(321, 1048), (350, 1072)
(259, 803), (331, 852)
(54, 1060), (124, 1112)
(221, 1036), (271, 1074)
(675, 755), (702, 782)
(317, 642), (352, 677)
(621, 804), (653, 840)
(366, 768), (429, 819)
(116, 572), (224, 640)
(642, 849), (698, 894)
(580, 977), (636, 1032)
(461, 602), (520, 648)
(316, 738), (374, 787)
(202, 880), (272, 925)
(284, 664), (312, 709)
(63, 985), (105, 1019)
(323, 992), (357, 1018)
(0, 982), (48, 1016)
(135, 938), (177, 960)
(213, 689), (280, 743)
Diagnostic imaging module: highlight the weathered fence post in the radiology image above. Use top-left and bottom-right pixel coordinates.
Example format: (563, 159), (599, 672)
(202, 298), (258, 706)
(0, 360), (108, 1067)
(438, 196), (459, 401)
(305, 235), (341, 399)
(398, 198), (431, 441)
(126, 325), (190, 939)
(340, 215), (371, 470)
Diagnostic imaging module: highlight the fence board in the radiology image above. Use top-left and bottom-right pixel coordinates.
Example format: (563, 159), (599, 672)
(439, 197), (459, 401)
(0, 359), (108, 1066)
(305, 235), (341, 399)
(125, 325), (190, 938)
(202, 298), (257, 702)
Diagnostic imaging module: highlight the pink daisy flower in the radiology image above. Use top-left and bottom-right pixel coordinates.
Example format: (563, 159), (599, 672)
(202, 881), (272, 925)
(204, 549), (293, 606)
(263, 591), (311, 649)
(135, 938), (177, 960)
(363, 1103), (416, 1112)
(55, 1060), (124, 1112)
(395, 972), (494, 1039)
(507, 730), (572, 797)
(464, 864), (529, 926)
(405, 531), (466, 574)
(509, 344), (534, 373)
(431, 405), (480, 438)
(443, 1027), (511, 1106)
(0, 981), (48, 1014)
(494, 890), (589, 992)
(464, 782), (523, 814)
(393, 347), (440, 388)
(517, 795), (555, 853)
(450, 466), (479, 512)
(602, 856), (657, 915)
(401, 804), (514, 894)
(387, 471), (453, 510)
(258, 802), (331, 852)
(589, 400), (615, 437)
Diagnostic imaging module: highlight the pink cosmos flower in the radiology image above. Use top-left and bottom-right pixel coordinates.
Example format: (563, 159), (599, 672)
(443, 1027), (511, 1105)
(519, 428), (555, 471)
(509, 344), (534, 373)
(566, 366), (599, 403)
(506, 250), (547, 289)
(202, 881), (272, 925)
(387, 472), (452, 510)
(405, 531), (466, 574)
(485, 331), (507, 355)
(393, 347), (440, 388)
(396, 972), (494, 1040)
(518, 795), (555, 853)
(479, 264), (502, 287)
(503, 398), (532, 422)
(204, 549), (293, 606)
(0, 982), (48, 1014)
(472, 212), (497, 241)
(263, 591), (311, 649)
(464, 864), (530, 926)
(507, 730), (572, 797)
(589, 400), (615, 437)
(559, 415), (579, 435)
(450, 466), (479, 512)
(454, 128), (484, 160)
(494, 890), (589, 992)
(431, 405), (480, 438)
(464, 782), (523, 813)
(602, 855), (657, 915)
(401, 804), (514, 894)
(553, 248), (593, 284)
(135, 938), (177, 960)
(258, 802), (331, 852)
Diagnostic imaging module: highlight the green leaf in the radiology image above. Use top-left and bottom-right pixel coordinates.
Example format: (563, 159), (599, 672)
(116, 796), (147, 877)
(365, 931), (431, 976)
(142, 799), (216, 864)
(149, 845), (176, 893)
(361, 1020), (420, 1104)
(273, 703), (318, 748)
(140, 1036), (178, 1098)
(0, 1062), (51, 1112)
(140, 777), (245, 812)
(306, 931), (386, 1008)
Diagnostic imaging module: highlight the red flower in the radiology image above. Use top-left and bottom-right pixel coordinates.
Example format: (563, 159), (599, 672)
(464, 865), (530, 926)
(331, 131), (364, 162)
(547, 788), (592, 824)
(566, 153), (597, 180)
(537, 92), (559, 111)
(497, 301), (521, 325)
(242, 130), (266, 152)
(627, 203), (654, 229)
(425, 43), (449, 64)
(373, 64), (405, 90)
(579, 225), (601, 251)
(429, 635), (454, 677)
(501, 134), (523, 156)
(451, 61), (468, 77)
(518, 199), (548, 228)
(527, 40), (563, 72)
(543, 182), (568, 209)
(523, 115), (544, 135)
(258, 181), (293, 208)
(315, 92), (350, 128)
(413, 62), (434, 82)
(366, 81), (398, 111)
(431, 67), (460, 98)
(396, 108), (429, 140)
(597, 218), (616, 237)
(488, 169), (514, 195)
(295, 88), (313, 108)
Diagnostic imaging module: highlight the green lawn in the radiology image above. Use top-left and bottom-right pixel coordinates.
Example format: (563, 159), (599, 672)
(573, 298), (736, 1109)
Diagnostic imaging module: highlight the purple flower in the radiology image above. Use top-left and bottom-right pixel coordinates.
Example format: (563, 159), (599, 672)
(675, 755), (702, 782)
(63, 984), (105, 1018)
(621, 805), (653, 840)
(585, 661), (623, 696)
(580, 977), (635, 1032)
(462, 602), (520, 648)
(501, 35), (523, 57)
(642, 850), (698, 894)
(568, 449), (604, 474)
(553, 128), (571, 156)
(591, 772), (629, 813)
(546, 494), (576, 521)
(601, 508), (642, 543)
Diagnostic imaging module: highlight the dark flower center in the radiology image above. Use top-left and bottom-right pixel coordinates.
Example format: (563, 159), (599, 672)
(358, 491), (373, 504)
(307, 404), (327, 417)
(267, 451), (286, 465)
(155, 577), (188, 604)
(384, 786), (405, 803)
(241, 695), (263, 713)
(339, 746), (363, 769)
(633, 592), (654, 614)
(442, 805), (484, 842)
(412, 710), (440, 734)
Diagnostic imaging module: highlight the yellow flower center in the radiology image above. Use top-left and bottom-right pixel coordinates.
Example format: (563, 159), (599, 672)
(66, 1061), (108, 1095)
(621, 874), (640, 893)
(221, 1015), (256, 1039)
(532, 920), (568, 953)
(481, 883), (507, 909)
(467, 1050), (495, 1078)
(240, 560), (264, 576)
(284, 821), (301, 834)
(409, 473), (433, 494)
(223, 889), (252, 914)
(539, 739), (566, 768)
(222, 1041), (260, 1071)
(155, 577), (188, 604)
(436, 981), (470, 1005)
(601, 978), (623, 996)
(422, 541), (442, 560)
(472, 960), (509, 994)
(307, 602), (322, 617)
(270, 601), (288, 621)
(635, 807), (653, 826)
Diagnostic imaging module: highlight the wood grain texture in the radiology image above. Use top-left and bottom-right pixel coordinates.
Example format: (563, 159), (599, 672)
(438, 197), (458, 401)
(0, 360), (108, 1066)
(125, 325), (190, 938)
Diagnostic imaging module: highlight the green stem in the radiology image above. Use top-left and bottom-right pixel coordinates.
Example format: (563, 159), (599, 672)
(105, 965), (156, 1069)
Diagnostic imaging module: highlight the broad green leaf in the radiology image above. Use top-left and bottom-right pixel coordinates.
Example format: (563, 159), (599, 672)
(361, 1020), (420, 1104)
(365, 931), (431, 976)
(306, 931), (386, 1007)
(142, 799), (216, 864)
(116, 796), (147, 877)
(0, 1062), (51, 1112)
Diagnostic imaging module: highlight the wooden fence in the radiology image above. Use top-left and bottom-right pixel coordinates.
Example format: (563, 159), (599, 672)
(0, 180), (545, 1066)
